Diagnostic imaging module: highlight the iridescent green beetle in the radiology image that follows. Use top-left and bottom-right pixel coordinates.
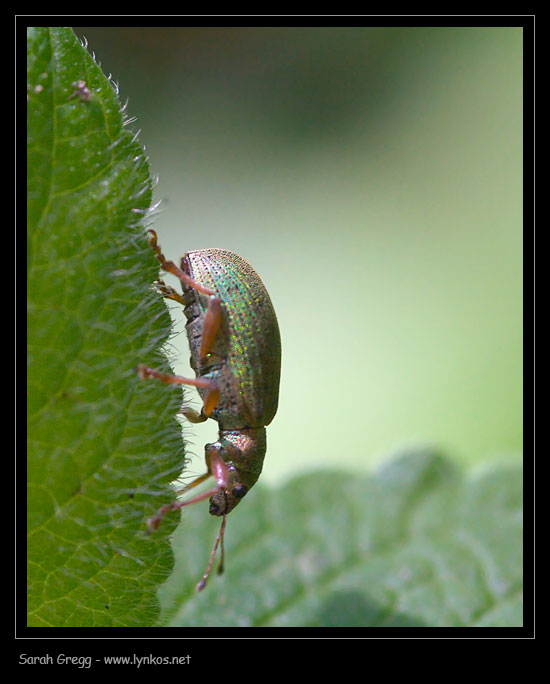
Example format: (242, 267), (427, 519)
(138, 230), (281, 591)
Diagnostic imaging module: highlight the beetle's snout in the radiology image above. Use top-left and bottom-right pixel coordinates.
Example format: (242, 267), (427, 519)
(209, 482), (250, 517)
(209, 491), (227, 516)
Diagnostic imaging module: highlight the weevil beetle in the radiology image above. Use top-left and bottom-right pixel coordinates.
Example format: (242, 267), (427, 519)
(138, 230), (281, 591)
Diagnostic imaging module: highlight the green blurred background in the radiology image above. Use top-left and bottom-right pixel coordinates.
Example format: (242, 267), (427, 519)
(72, 26), (523, 484)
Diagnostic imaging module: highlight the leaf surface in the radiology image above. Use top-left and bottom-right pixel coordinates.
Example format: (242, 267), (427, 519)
(27, 26), (184, 627)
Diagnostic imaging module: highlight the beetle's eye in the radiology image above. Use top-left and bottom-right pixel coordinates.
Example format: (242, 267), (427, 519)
(232, 484), (248, 499)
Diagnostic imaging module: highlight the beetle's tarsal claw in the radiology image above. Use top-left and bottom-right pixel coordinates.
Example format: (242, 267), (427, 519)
(137, 363), (149, 379)
(146, 515), (160, 532)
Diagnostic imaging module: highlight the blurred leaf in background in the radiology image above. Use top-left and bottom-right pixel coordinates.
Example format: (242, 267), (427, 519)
(160, 451), (522, 627)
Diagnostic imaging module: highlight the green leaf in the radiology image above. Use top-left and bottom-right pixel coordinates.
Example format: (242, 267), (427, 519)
(159, 450), (522, 627)
(27, 27), (185, 627)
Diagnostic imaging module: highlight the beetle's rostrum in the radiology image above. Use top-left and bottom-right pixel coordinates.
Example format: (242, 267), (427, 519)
(138, 230), (281, 591)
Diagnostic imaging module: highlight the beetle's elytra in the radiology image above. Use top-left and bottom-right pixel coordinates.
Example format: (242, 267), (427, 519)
(138, 230), (281, 591)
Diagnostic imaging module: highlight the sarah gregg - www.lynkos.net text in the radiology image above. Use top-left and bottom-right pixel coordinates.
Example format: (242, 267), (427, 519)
(19, 654), (193, 668)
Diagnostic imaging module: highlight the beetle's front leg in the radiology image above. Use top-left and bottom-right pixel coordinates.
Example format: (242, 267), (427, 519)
(137, 365), (220, 417)
(146, 444), (229, 530)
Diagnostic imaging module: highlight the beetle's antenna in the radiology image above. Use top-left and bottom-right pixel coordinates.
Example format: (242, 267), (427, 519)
(196, 514), (227, 592)
(217, 519), (226, 576)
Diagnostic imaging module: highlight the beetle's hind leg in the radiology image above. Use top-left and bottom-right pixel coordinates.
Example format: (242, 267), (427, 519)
(147, 229), (215, 297)
(153, 278), (187, 306)
(199, 296), (223, 362)
(180, 405), (208, 423)
(146, 230), (224, 363)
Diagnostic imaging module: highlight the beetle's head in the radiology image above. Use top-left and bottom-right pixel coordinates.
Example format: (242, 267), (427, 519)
(207, 429), (266, 517)
(208, 476), (249, 517)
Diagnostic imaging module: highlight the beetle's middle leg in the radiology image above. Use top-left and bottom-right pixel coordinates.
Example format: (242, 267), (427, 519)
(137, 365), (220, 417)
